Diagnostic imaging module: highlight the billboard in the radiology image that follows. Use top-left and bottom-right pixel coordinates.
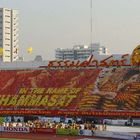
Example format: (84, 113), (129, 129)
(0, 68), (140, 116)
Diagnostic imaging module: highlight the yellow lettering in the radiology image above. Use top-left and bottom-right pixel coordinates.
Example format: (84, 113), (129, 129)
(16, 95), (31, 106)
(46, 88), (71, 94)
(63, 88), (69, 94)
(47, 95), (58, 106)
(46, 88), (53, 94)
(53, 88), (57, 93)
(18, 88), (28, 94)
(29, 88), (45, 94)
(57, 88), (64, 94)
(0, 95), (10, 105)
(38, 96), (49, 106)
(27, 95), (42, 106)
(69, 88), (81, 94)
(75, 88), (81, 94)
(56, 95), (66, 106)
(7, 96), (18, 106)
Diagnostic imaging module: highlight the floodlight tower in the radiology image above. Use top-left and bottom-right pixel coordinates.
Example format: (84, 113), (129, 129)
(90, 0), (93, 48)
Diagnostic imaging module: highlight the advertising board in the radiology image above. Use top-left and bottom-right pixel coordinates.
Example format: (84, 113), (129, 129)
(3, 127), (29, 133)
(0, 68), (139, 116)
(79, 129), (93, 136)
(94, 131), (135, 140)
(33, 128), (56, 134)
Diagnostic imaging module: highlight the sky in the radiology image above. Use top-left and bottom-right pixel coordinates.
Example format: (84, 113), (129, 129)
(0, 0), (140, 60)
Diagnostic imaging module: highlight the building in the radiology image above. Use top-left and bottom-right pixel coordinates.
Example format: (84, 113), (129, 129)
(0, 8), (19, 62)
(55, 43), (108, 60)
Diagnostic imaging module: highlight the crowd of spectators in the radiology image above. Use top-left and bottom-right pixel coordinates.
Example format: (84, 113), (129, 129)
(1, 119), (107, 131)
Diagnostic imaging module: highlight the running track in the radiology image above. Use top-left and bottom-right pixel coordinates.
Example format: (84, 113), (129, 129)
(0, 132), (121, 140)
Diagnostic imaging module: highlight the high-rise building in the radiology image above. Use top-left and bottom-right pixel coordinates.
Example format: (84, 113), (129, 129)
(55, 43), (109, 60)
(0, 8), (19, 62)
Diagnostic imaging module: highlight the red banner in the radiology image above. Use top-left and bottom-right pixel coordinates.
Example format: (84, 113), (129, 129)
(0, 68), (139, 116)
(32, 128), (56, 134)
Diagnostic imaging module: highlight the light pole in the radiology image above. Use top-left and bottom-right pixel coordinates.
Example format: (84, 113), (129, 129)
(90, 0), (93, 48)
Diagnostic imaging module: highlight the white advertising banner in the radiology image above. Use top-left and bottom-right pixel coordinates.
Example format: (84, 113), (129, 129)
(94, 131), (113, 137)
(78, 130), (93, 136)
(111, 132), (135, 140)
(94, 131), (135, 140)
(0, 126), (4, 132)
